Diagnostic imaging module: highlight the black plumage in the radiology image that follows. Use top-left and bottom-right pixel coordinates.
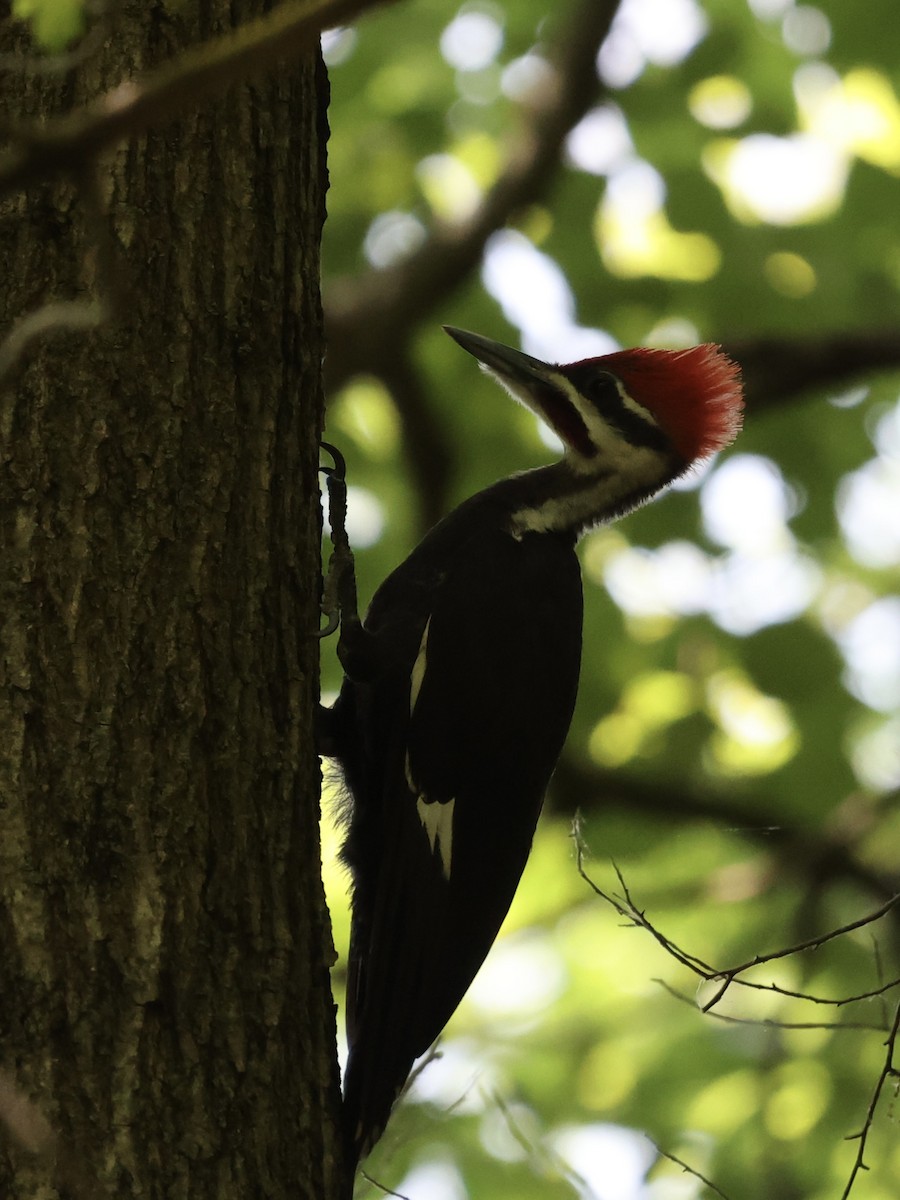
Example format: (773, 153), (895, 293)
(334, 486), (582, 1167)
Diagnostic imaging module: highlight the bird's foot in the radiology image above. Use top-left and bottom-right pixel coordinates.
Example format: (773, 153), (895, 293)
(318, 440), (359, 638)
(318, 441), (381, 680)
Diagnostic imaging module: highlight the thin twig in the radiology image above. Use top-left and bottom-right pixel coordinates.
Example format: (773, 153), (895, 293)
(705, 973), (900, 1009)
(578, 829), (900, 1193)
(575, 824), (900, 1022)
(704, 893), (900, 1011)
(657, 981), (887, 1032)
(359, 1169), (411, 1200)
(650, 1140), (733, 1200)
(574, 840), (715, 977)
(840, 996), (900, 1200)
(576, 829), (900, 1005)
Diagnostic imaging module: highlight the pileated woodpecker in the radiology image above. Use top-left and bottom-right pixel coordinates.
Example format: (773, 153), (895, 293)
(321, 326), (743, 1172)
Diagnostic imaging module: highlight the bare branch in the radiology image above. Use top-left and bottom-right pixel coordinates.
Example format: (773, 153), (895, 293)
(325, 0), (621, 393)
(573, 836), (716, 976)
(728, 330), (900, 414)
(650, 1140), (733, 1200)
(574, 823), (900, 1009)
(0, 0), (398, 198)
(377, 351), (454, 536)
(702, 973), (900, 1009)
(657, 981), (887, 1032)
(703, 893), (900, 1011)
(840, 996), (900, 1200)
(359, 1169), (411, 1200)
(576, 834), (900, 1195)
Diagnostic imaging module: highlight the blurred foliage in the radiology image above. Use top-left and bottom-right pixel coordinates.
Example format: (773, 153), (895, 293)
(12, 0), (83, 51)
(319, 0), (900, 1197)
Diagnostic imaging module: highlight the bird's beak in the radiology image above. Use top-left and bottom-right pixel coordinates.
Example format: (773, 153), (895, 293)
(443, 327), (552, 392)
(443, 326), (587, 455)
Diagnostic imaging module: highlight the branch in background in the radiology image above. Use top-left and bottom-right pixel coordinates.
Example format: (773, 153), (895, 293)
(378, 352), (455, 534)
(0, 1067), (101, 1198)
(326, 0), (619, 390)
(728, 330), (900, 413)
(553, 758), (900, 904)
(0, 0), (397, 197)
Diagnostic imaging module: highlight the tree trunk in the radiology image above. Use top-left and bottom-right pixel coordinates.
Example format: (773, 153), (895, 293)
(0, 4), (342, 1197)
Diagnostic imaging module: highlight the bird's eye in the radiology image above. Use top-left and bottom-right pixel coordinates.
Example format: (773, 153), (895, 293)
(578, 371), (621, 411)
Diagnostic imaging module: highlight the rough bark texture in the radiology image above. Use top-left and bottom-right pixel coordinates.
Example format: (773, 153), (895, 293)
(0, 3), (342, 1197)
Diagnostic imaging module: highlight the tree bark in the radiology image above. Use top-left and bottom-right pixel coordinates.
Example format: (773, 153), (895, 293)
(0, 4), (341, 1197)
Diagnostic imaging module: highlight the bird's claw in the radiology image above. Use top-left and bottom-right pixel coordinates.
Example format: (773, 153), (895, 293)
(319, 440), (346, 483)
(317, 441), (383, 682)
(317, 439), (362, 642)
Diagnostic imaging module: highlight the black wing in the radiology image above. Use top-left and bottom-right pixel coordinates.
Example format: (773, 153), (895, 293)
(341, 526), (582, 1163)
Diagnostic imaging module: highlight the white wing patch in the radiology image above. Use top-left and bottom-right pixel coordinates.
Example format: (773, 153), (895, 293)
(416, 796), (455, 880)
(409, 617), (431, 714)
(408, 616), (453, 877)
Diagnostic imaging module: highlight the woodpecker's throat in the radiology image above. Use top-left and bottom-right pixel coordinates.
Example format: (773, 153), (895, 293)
(502, 453), (679, 539)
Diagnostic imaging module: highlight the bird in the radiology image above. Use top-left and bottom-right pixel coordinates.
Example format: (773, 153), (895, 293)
(320, 325), (743, 1174)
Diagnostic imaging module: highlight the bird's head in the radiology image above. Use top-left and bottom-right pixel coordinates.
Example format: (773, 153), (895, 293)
(444, 326), (743, 475)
